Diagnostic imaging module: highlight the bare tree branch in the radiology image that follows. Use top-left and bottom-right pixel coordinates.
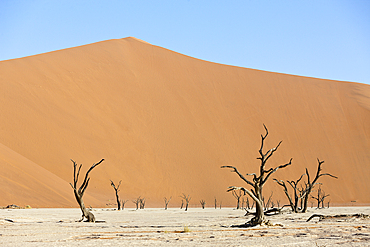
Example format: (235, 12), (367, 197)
(221, 166), (254, 186)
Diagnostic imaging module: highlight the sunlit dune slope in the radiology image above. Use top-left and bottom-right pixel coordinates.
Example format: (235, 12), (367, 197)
(0, 37), (369, 208)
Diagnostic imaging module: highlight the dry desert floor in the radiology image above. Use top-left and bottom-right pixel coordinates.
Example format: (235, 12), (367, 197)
(1, 207), (370, 246)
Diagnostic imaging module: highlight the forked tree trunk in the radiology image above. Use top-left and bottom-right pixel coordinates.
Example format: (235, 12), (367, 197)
(110, 180), (122, 210)
(222, 125), (292, 226)
(164, 197), (172, 210)
(275, 159), (337, 213)
(180, 194), (191, 211)
(301, 159), (337, 213)
(70, 159), (104, 222)
(73, 189), (95, 222)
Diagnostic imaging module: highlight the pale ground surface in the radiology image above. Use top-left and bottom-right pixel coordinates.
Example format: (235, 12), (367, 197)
(1, 207), (369, 246)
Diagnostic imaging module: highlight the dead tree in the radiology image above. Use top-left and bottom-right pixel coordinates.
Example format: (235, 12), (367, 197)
(311, 186), (330, 209)
(301, 159), (337, 212)
(214, 197), (217, 209)
(275, 159), (337, 213)
(121, 200), (128, 210)
(231, 190), (243, 209)
(110, 180), (122, 210)
(274, 173), (307, 213)
(133, 196), (141, 210)
(200, 200), (206, 209)
(139, 198), (146, 209)
(180, 194), (191, 211)
(222, 125), (292, 226)
(69, 159), (104, 222)
(164, 197), (172, 210)
(263, 192), (273, 209)
(245, 197), (251, 210)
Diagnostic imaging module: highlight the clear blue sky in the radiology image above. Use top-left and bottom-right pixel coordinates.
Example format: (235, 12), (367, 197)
(1, 0), (369, 84)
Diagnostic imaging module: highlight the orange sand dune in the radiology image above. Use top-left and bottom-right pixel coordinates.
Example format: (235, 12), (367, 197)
(0, 37), (369, 208)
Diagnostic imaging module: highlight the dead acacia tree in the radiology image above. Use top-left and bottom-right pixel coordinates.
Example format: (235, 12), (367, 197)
(121, 200), (129, 210)
(275, 159), (337, 213)
(110, 180), (122, 210)
(164, 197), (172, 210)
(311, 185), (330, 209)
(180, 194), (191, 211)
(139, 198), (146, 209)
(200, 200), (206, 209)
(70, 159), (104, 222)
(274, 173), (307, 213)
(301, 159), (337, 212)
(231, 190), (243, 209)
(133, 196), (141, 210)
(263, 192), (274, 209)
(222, 125), (292, 226)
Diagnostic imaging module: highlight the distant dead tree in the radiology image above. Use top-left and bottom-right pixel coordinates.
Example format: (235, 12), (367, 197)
(311, 186), (330, 209)
(245, 197), (251, 210)
(263, 192), (273, 209)
(275, 159), (337, 213)
(180, 200), (184, 209)
(222, 125), (292, 226)
(180, 194), (191, 211)
(232, 190), (243, 209)
(110, 180), (122, 210)
(214, 197), (217, 209)
(121, 200), (129, 210)
(200, 200), (206, 209)
(164, 197), (172, 210)
(139, 198), (146, 209)
(133, 197), (141, 210)
(69, 159), (104, 222)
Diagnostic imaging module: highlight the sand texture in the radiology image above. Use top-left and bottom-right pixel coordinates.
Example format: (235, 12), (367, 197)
(0, 37), (369, 208)
(1, 207), (370, 246)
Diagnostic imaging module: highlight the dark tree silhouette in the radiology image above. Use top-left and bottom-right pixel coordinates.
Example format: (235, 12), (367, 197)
(133, 197), (141, 210)
(110, 180), (122, 210)
(222, 125), (292, 226)
(275, 159), (337, 213)
(231, 190), (243, 209)
(274, 174), (307, 213)
(200, 200), (206, 209)
(69, 159), (104, 222)
(121, 200), (129, 210)
(164, 197), (172, 210)
(139, 198), (146, 209)
(311, 185), (330, 209)
(301, 159), (337, 212)
(180, 194), (191, 211)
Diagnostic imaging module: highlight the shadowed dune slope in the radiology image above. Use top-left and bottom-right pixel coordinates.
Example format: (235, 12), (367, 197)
(0, 37), (369, 208)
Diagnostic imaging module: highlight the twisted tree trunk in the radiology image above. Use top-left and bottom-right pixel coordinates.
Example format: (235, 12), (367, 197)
(222, 125), (292, 226)
(70, 159), (104, 222)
